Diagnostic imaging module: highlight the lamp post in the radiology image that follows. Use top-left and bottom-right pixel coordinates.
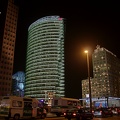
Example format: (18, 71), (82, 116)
(45, 91), (47, 103)
(84, 50), (92, 112)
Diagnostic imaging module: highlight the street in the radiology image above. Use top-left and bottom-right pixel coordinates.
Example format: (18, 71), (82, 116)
(45, 116), (120, 120)
(0, 113), (120, 120)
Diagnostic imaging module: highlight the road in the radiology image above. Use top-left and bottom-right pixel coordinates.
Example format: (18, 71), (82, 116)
(45, 116), (120, 120)
(0, 114), (120, 120)
(46, 113), (120, 120)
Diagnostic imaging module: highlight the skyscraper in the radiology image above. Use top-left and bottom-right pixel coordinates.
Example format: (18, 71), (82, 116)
(92, 45), (120, 98)
(0, 0), (19, 99)
(25, 16), (65, 101)
(82, 45), (120, 107)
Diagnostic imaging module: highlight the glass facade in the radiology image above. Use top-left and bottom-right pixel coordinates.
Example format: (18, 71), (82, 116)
(25, 16), (65, 100)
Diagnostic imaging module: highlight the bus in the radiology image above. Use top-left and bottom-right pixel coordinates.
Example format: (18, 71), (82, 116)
(0, 96), (45, 120)
(51, 97), (81, 116)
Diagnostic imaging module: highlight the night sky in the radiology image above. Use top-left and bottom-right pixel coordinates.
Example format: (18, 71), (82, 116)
(13, 0), (120, 99)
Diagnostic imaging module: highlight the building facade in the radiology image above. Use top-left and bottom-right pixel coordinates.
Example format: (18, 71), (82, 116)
(12, 71), (25, 97)
(0, 0), (19, 99)
(25, 16), (65, 101)
(82, 45), (120, 107)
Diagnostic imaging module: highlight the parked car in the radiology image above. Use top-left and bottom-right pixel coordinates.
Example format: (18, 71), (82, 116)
(117, 108), (120, 115)
(111, 107), (118, 115)
(113, 107), (120, 115)
(93, 108), (113, 117)
(37, 107), (47, 119)
(112, 109), (118, 115)
(64, 108), (94, 120)
(64, 108), (78, 119)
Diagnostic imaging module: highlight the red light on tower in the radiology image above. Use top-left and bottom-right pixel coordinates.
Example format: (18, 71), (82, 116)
(58, 18), (62, 20)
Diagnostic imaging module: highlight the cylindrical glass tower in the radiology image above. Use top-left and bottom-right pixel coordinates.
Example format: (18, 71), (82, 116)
(25, 16), (65, 101)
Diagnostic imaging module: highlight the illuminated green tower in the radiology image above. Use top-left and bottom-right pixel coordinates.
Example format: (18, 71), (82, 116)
(25, 16), (65, 101)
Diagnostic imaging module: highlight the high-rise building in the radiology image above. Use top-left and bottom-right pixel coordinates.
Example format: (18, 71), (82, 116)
(25, 16), (65, 101)
(92, 45), (120, 97)
(82, 45), (120, 107)
(0, 0), (19, 99)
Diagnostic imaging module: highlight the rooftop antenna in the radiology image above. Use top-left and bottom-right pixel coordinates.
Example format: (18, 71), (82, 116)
(96, 39), (100, 48)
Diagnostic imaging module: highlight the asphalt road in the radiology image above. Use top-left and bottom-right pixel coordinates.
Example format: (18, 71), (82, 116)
(45, 116), (120, 120)
(0, 113), (120, 120)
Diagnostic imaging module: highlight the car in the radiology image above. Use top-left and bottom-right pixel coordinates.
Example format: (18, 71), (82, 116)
(117, 108), (120, 115)
(111, 108), (118, 115)
(112, 109), (118, 115)
(78, 108), (94, 120)
(64, 108), (94, 120)
(93, 108), (113, 117)
(64, 108), (78, 119)
(113, 107), (120, 115)
(37, 107), (47, 119)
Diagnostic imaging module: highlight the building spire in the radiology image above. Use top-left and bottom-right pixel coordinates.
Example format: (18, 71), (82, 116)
(96, 45), (100, 49)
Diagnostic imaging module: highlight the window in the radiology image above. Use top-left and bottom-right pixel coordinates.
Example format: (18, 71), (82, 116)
(24, 102), (32, 108)
(12, 100), (22, 107)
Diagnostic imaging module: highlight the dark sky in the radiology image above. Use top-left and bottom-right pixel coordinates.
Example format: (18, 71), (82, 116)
(13, 0), (120, 99)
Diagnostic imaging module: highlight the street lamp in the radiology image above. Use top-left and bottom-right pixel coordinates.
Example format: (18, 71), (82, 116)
(84, 50), (92, 112)
(45, 91), (47, 102)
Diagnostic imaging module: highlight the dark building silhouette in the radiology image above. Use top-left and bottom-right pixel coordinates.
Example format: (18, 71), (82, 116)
(0, 0), (19, 99)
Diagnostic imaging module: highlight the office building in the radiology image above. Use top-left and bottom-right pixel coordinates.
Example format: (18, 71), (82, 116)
(25, 16), (65, 101)
(82, 45), (120, 107)
(0, 0), (19, 99)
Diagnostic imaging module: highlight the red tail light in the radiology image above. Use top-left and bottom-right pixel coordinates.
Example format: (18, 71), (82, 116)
(73, 113), (76, 116)
(100, 111), (102, 113)
(64, 113), (66, 116)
